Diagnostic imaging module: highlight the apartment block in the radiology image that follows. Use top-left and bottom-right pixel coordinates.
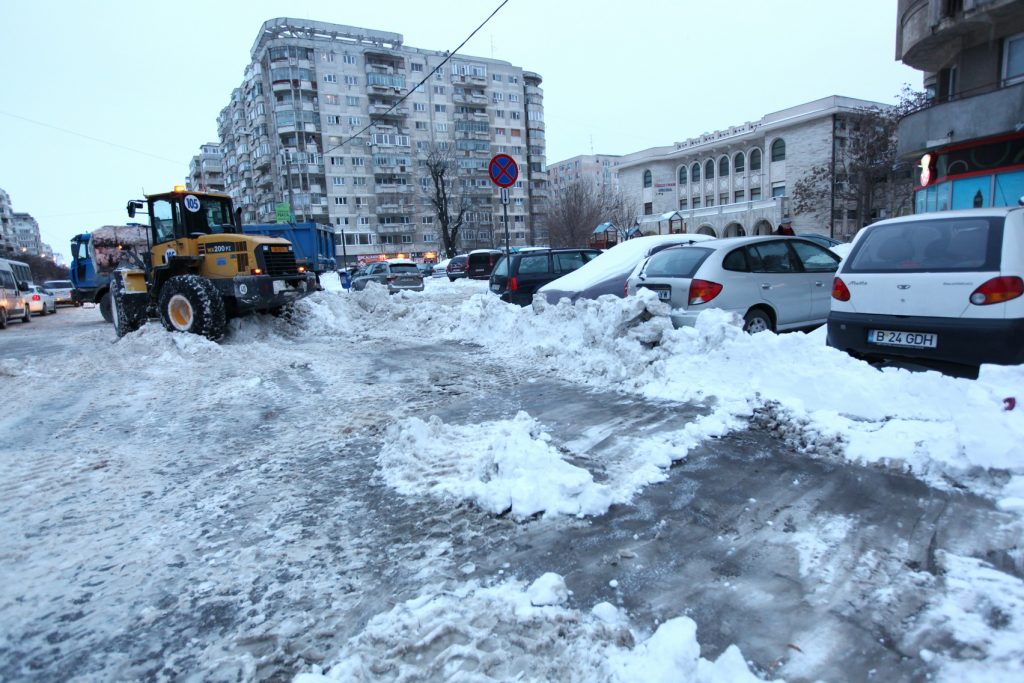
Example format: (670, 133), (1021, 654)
(11, 212), (42, 257)
(896, 0), (1024, 212)
(548, 154), (622, 195)
(215, 18), (548, 264)
(186, 143), (227, 194)
(0, 188), (14, 256)
(615, 96), (890, 239)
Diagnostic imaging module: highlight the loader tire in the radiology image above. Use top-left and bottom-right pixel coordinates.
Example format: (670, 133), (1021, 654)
(99, 290), (113, 323)
(158, 275), (226, 342)
(111, 276), (144, 338)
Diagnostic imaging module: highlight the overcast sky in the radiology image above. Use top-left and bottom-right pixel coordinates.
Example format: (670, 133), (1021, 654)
(1, 0), (918, 260)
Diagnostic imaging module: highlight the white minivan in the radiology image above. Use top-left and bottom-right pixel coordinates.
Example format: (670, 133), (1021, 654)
(827, 206), (1024, 372)
(0, 259), (32, 329)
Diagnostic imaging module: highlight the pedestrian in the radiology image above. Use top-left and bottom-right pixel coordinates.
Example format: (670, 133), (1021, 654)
(774, 217), (795, 236)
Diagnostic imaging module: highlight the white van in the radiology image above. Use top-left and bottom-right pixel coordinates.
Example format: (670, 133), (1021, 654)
(828, 206), (1024, 372)
(0, 259), (32, 329)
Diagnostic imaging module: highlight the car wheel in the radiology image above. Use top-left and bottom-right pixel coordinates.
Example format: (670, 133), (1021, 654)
(21, 305), (31, 323)
(99, 290), (113, 323)
(743, 308), (773, 334)
(158, 275), (226, 341)
(0, 308), (7, 329)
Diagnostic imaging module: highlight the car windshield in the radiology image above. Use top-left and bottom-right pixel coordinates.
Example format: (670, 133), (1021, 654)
(644, 247), (713, 278)
(44, 280), (72, 288)
(845, 217), (1003, 273)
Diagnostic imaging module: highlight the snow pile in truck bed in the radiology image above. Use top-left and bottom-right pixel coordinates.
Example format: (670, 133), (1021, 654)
(293, 574), (780, 683)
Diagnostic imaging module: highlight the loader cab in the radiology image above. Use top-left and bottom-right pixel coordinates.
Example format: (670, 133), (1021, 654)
(129, 189), (238, 246)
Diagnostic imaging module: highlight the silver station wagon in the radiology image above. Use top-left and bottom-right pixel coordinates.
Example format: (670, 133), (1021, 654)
(626, 236), (841, 333)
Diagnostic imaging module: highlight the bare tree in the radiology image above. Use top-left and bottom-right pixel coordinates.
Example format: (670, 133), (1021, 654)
(421, 143), (471, 258)
(792, 86), (928, 237)
(546, 178), (607, 248)
(605, 188), (641, 241)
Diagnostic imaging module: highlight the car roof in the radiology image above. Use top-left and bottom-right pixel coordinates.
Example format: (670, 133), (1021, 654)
(867, 206), (1022, 228)
(386, 258), (415, 265)
(660, 235), (821, 251)
(468, 249), (502, 254)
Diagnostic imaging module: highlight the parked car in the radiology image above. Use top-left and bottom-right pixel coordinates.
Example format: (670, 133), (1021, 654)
(626, 236), (841, 333)
(467, 249), (504, 279)
(27, 285), (57, 315)
(351, 259), (425, 293)
(489, 248), (601, 306)
(798, 233), (843, 250)
(42, 279), (76, 306)
(538, 234), (716, 305)
(417, 263), (435, 278)
(446, 255), (469, 281)
(827, 206), (1024, 373)
(0, 259), (31, 328)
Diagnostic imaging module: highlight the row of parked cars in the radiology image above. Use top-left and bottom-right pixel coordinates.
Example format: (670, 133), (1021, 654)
(0, 259), (75, 329)
(480, 206), (1024, 376)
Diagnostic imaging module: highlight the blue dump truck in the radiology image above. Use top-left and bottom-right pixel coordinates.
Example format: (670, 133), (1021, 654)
(71, 222), (336, 322)
(241, 223), (337, 277)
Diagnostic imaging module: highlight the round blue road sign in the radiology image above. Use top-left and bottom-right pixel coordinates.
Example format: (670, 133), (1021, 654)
(489, 154), (519, 188)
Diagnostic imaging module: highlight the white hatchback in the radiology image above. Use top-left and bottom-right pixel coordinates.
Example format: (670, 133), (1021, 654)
(827, 206), (1024, 371)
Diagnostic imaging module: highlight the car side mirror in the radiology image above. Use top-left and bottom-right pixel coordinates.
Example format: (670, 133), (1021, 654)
(17, 282), (29, 292)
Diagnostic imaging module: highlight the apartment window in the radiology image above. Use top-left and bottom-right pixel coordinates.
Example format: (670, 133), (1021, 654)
(435, 104), (447, 113)
(322, 52), (335, 62)
(343, 54), (357, 65)
(323, 73), (337, 83)
(327, 135), (341, 145)
(359, 216), (370, 225)
(352, 157), (365, 167)
(771, 182), (785, 198)
(771, 139), (786, 162)
(734, 152), (745, 173)
(346, 96), (359, 106)
(750, 149), (762, 171)
(719, 156), (729, 176)
(1004, 32), (1024, 86)
(344, 75), (359, 85)
(422, 233), (436, 242)
(493, 92), (504, 102)
(510, 129), (522, 138)
(349, 117), (361, 126)
(327, 115), (340, 125)
(334, 196), (347, 205)
(332, 176), (345, 186)
(354, 197), (364, 206)
(324, 94), (339, 105)
(435, 123), (448, 132)
(412, 63), (424, 72)
(495, 110), (505, 118)
(421, 216), (433, 224)
(734, 189), (745, 203)
(510, 111), (521, 120)
(750, 188), (761, 200)
(492, 74), (502, 82)
(353, 177), (366, 186)
(401, 235), (413, 244)
(642, 170), (652, 188)
(433, 86), (446, 95)
(335, 217), (349, 226)
(495, 127), (506, 136)
(678, 165), (687, 184)
(691, 163), (701, 182)
(509, 94), (520, 103)
(415, 121), (428, 130)
(414, 103), (426, 112)
(330, 156), (344, 165)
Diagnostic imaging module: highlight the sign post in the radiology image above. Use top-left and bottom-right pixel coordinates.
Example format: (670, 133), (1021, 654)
(488, 154), (519, 256)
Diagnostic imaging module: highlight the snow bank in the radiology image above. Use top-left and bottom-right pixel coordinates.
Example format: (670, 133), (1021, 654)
(293, 574), (781, 683)
(376, 412), (613, 519)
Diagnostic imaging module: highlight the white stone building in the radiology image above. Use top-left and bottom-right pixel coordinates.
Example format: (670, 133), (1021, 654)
(615, 96), (888, 239)
(214, 18), (548, 265)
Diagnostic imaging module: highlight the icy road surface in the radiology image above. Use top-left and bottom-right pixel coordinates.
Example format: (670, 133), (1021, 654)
(1, 278), (1023, 682)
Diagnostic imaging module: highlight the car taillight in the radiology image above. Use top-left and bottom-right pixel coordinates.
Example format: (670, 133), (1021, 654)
(970, 276), (1024, 305)
(832, 277), (851, 302)
(509, 276), (518, 292)
(31, 294), (40, 301)
(688, 279), (722, 305)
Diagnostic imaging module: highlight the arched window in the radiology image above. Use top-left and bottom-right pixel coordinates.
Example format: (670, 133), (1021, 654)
(691, 163), (701, 182)
(643, 170), (652, 188)
(705, 159), (715, 180)
(678, 165), (688, 184)
(733, 152), (745, 173)
(719, 156), (729, 176)
(750, 148), (762, 171)
(771, 138), (786, 162)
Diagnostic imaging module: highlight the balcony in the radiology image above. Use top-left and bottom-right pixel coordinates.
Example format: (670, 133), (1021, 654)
(896, 0), (1021, 72)
(375, 202), (414, 214)
(376, 224), (415, 234)
(897, 81), (1024, 156)
(374, 183), (413, 194)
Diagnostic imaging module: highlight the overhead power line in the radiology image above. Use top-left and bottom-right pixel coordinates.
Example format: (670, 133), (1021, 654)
(322, 0), (510, 157)
(0, 110), (184, 166)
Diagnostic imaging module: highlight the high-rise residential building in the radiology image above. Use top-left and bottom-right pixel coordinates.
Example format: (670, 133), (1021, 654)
(0, 188), (14, 256)
(215, 18), (547, 264)
(895, 0), (1024, 212)
(548, 154), (622, 194)
(614, 96), (892, 239)
(187, 143), (226, 193)
(11, 212), (42, 256)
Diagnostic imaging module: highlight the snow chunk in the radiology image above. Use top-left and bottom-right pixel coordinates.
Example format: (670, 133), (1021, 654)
(376, 412), (613, 519)
(527, 572), (569, 606)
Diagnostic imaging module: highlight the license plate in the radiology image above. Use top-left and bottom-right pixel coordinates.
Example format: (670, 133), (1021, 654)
(273, 280), (285, 293)
(490, 283), (500, 292)
(868, 329), (938, 349)
(641, 286), (671, 301)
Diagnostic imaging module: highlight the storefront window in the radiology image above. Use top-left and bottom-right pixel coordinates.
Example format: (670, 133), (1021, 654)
(994, 170), (1024, 206)
(952, 176), (991, 209)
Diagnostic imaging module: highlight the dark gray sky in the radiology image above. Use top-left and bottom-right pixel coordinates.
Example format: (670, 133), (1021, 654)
(1, 0), (917, 259)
